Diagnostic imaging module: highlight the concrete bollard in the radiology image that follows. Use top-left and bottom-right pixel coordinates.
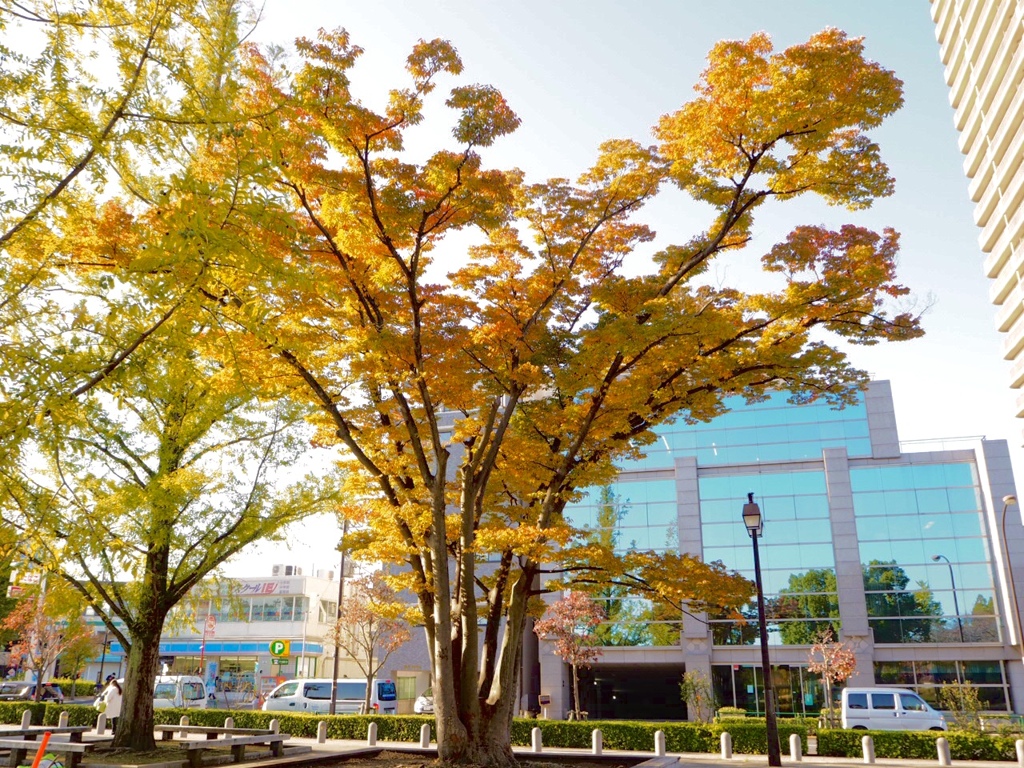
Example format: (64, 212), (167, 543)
(654, 730), (666, 757)
(862, 735), (875, 764)
(720, 731), (733, 759)
(317, 721), (327, 744)
(420, 723), (431, 748)
(367, 722), (377, 747)
(789, 733), (801, 762)
(20, 711), (31, 729)
(1016, 739), (1024, 768)
(224, 716), (234, 729)
(937, 736), (951, 767)
(591, 729), (602, 755)
(96, 713), (107, 735)
(58, 712), (69, 728)
(270, 719), (280, 734)
(531, 726), (542, 753)
(179, 716), (190, 726)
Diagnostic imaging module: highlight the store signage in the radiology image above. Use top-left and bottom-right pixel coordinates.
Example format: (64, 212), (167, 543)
(238, 581), (289, 595)
(269, 640), (290, 657)
(271, 658), (288, 666)
(204, 615), (217, 638)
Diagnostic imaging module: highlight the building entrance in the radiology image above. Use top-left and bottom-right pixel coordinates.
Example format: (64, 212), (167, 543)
(578, 664), (686, 721)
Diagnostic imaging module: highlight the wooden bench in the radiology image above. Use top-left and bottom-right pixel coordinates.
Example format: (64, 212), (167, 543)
(154, 725), (274, 741)
(0, 738), (99, 768)
(181, 733), (289, 767)
(0, 727), (91, 742)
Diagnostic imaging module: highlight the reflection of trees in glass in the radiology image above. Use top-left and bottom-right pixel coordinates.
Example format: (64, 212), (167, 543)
(770, 568), (841, 645)
(863, 560), (941, 643)
(710, 605), (760, 645)
(587, 486), (682, 646)
(958, 595), (999, 643)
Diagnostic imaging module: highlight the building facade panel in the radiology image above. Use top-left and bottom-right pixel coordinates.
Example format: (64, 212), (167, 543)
(931, 0), (1024, 430)
(544, 381), (1024, 720)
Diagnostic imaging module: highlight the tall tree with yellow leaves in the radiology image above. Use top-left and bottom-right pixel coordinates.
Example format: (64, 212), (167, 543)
(0, 0), (270, 456)
(192, 26), (921, 765)
(0, 0), (339, 750)
(3, 321), (339, 749)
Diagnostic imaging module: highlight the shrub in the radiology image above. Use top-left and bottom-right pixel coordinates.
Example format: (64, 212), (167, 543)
(817, 728), (1018, 761)
(711, 720), (808, 755)
(42, 704), (99, 727)
(49, 679), (98, 698)
(0, 703), (45, 725)
(940, 682), (983, 732)
(679, 671), (716, 723)
(716, 706), (746, 720)
(0, 701), (811, 758)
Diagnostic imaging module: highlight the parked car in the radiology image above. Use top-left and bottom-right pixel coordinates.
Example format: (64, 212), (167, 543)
(152, 676), (208, 709)
(413, 687), (434, 714)
(0, 682), (64, 702)
(841, 687), (946, 731)
(262, 678), (398, 714)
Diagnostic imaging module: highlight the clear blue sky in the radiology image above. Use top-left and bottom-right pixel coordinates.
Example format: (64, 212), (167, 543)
(227, 0), (1021, 574)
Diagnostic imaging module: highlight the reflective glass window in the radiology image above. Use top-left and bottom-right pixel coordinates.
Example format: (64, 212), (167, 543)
(621, 392), (870, 470)
(901, 693), (926, 711)
(871, 692), (896, 710)
(852, 463), (994, 645)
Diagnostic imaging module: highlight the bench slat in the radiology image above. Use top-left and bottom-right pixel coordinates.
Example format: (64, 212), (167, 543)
(0, 740), (93, 751)
(0, 738), (97, 768)
(179, 734), (287, 768)
(181, 734), (288, 748)
(156, 726), (275, 740)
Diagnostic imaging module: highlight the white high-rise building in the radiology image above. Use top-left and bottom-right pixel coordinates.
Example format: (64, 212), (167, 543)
(931, 1), (1024, 417)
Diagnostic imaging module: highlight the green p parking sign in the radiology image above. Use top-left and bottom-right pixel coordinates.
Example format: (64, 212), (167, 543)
(269, 639), (290, 657)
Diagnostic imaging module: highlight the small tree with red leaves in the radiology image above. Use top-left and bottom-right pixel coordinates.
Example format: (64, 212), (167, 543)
(2, 585), (91, 699)
(534, 592), (605, 720)
(807, 627), (857, 727)
(326, 572), (410, 715)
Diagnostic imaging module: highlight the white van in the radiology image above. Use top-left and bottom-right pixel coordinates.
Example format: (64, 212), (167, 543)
(107, 675), (208, 709)
(262, 678), (398, 714)
(841, 687), (946, 731)
(152, 675), (208, 709)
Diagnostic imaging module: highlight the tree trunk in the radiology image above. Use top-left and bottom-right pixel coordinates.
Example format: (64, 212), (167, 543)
(363, 647), (374, 714)
(437, 706), (518, 768)
(112, 619), (163, 750)
(434, 643), (521, 766)
(572, 663), (581, 720)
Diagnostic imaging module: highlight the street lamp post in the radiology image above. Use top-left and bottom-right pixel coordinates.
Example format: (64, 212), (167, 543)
(96, 628), (109, 693)
(742, 492), (781, 768)
(931, 554), (964, 644)
(1000, 495), (1021, 647)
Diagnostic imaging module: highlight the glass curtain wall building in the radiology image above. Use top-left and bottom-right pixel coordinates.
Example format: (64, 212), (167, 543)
(538, 381), (1022, 720)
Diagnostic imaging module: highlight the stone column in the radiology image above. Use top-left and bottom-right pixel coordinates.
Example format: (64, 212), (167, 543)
(677, 455), (714, 720)
(976, 439), (1023, 711)
(823, 447), (874, 686)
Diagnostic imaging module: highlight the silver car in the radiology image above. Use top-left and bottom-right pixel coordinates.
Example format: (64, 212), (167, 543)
(413, 687), (433, 714)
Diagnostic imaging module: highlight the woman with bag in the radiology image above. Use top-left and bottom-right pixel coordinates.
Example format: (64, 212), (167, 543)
(99, 676), (122, 733)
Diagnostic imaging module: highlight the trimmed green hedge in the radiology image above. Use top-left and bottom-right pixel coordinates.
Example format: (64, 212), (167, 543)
(0, 703), (45, 725)
(818, 729), (1021, 761)
(42, 704), (100, 727)
(8, 704), (1024, 762)
(150, 708), (434, 742)
(509, 717), (807, 754)
(50, 679), (100, 698)
(0, 703), (805, 756)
